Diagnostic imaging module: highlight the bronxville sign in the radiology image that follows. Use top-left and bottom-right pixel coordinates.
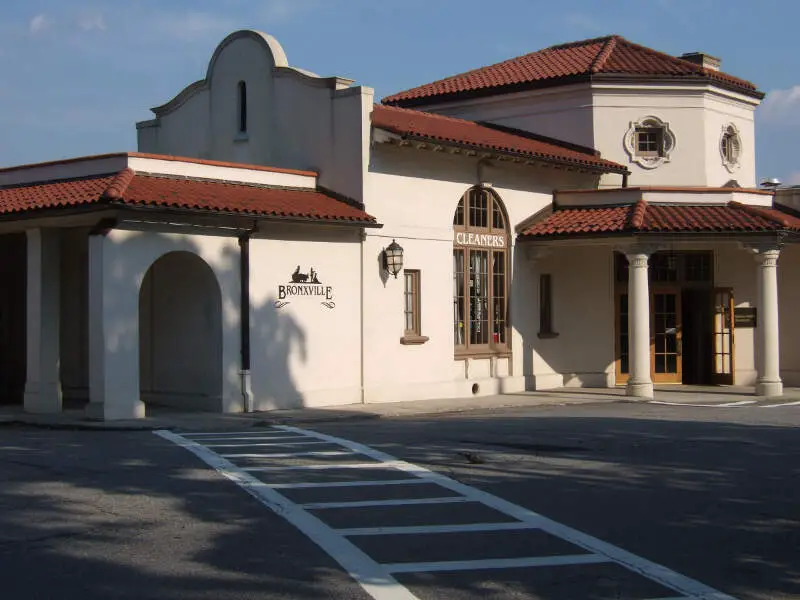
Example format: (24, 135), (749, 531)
(275, 266), (335, 310)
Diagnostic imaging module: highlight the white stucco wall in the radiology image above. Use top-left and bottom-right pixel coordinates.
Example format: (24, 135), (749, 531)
(778, 244), (800, 386)
(137, 30), (373, 204)
(419, 85), (597, 149)
(702, 94), (757, 187)
(247, 225), (363, 409)
(713, 243), (757, 385)
(363, 142), (598, 401)
(592, 86), (709, 187)
(409, 82), (760, 190)
(60, 228), (89, 401)
(529, 245), (615, 388)
(87, 226), (241, 420)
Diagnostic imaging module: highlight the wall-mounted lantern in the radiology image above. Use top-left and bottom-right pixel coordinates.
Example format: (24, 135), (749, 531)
(382, 239), (404, 278)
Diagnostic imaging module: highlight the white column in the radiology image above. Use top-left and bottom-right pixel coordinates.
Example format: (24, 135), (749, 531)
(23, 229), (62, 413)
(625, 250), (654, 398)
(754, 247), (782, 397)
(85, 234), (146, 420)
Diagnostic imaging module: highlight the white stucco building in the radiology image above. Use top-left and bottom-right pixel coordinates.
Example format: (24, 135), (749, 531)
(2, 30), (799, 419)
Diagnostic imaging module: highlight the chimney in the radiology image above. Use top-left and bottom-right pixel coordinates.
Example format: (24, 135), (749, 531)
(679, 52), (721, 71)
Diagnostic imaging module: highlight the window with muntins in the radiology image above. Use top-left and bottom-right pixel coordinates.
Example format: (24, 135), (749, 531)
(635, 127), (663, 157)
(453, 187), (509, 355)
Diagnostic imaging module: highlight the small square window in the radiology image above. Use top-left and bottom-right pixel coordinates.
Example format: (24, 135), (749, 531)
(635, 127), (663, 157)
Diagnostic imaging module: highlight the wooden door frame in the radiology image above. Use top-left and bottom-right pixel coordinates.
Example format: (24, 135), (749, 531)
(711, 287), (735, 385)
(614, 289), (629, 384)
(615, 287), (686, 385)
(651, 286), (683, 384)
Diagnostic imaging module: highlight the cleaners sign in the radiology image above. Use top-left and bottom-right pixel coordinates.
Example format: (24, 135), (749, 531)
(454, 232), (506, 248)
(275, 266), (335, 310)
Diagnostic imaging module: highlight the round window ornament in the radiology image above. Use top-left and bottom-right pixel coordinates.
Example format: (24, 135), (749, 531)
(720, 124), (742, 173)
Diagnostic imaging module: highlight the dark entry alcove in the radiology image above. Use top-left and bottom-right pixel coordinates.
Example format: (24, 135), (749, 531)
(681, 288), (713, 385)
(0, 233), (26, 405)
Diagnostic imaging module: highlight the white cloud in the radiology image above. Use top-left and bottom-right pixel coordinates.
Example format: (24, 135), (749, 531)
(29, 14), (52, 35)
(78, 13), (106, 32)
(759, 85), (800, 125)
(153, 11), (236, 42)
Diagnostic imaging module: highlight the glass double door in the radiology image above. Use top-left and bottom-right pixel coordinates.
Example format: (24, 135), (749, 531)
(651, 287), (682, 383)
(616, 287), (681, 383)
(616, 286), (735, 385)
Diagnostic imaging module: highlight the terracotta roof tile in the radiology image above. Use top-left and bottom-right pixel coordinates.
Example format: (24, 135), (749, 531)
(0, 171), (377, 224)
(372, 104), (626, 173)
(383, 35), (762, 106)
(520, 201), (800, 238)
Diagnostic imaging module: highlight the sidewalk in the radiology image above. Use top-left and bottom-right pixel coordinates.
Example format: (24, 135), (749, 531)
(0, 390), (621, 432)
(1, 386), (794, 432)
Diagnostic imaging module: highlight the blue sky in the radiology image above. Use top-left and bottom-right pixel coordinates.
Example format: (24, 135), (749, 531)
(1, 0), (799, 183)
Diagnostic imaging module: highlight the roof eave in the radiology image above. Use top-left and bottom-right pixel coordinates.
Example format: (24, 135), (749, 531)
(518, 229), (793, 242)
(105, 201), (383, 228)
(382, 74), (593, 108)
(376, 129), (626, 175)
(383, 70), (764, 107)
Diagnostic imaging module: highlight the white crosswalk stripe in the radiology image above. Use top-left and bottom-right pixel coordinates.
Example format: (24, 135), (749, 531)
(156, 426), (739, 600)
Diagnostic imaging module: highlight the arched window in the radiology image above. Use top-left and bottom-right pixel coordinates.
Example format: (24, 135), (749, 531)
(453, 187), (509, 354)
(237, 81), (247, 133)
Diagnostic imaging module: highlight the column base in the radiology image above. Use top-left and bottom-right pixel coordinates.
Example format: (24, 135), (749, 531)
(625, 381), (654, 399)
(23, 381), (62, 413)
(755, 380), (783, 398)
(85, 400), (146, 421)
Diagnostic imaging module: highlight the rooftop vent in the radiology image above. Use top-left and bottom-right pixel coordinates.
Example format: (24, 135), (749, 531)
(679, 52), (721, 71)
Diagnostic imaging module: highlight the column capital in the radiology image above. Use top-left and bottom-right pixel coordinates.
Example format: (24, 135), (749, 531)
(618, 243), (662, 261)
(745, 244), (781, 267)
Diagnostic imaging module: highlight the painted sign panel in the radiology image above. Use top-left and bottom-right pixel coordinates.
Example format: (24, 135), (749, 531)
(734, 307), (757, 328)
(276, 266), (335, 309)
(454, 232), (506, 248)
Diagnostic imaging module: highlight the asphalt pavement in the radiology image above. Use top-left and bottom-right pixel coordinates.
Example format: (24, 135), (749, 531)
(1, 401), (798, 599)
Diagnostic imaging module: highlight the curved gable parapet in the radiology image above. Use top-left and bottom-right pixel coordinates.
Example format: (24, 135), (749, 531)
(205, 29), (289, 79)
(150, 30), (355, 118)
(274, 65), (355, 90)
(150, 29), (290, 118)
(150, 79), (208, 117)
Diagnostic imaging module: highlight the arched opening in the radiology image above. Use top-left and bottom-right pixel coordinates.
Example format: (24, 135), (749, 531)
(237, 80), (247, 133)
(139, 251), (222, 411)
(453, 187), (510, 355)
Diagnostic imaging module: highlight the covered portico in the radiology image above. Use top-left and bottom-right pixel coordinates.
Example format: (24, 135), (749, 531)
(0, 152), (378, 420)
(519, 187), (800, 398)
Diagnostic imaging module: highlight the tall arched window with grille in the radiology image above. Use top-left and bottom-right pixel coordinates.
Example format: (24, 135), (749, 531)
(453, 187), (510, 355)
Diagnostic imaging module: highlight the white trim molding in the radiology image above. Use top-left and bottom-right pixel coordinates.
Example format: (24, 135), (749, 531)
(623, 115), (676, 170)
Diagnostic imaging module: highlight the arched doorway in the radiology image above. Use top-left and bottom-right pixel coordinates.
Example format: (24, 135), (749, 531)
(139, 251), (222, 411)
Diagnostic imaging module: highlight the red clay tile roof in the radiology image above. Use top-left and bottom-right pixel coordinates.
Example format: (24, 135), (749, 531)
(383, 35), (762, 106)
(372, 104), (626, 173)
(0, 169), (377, 224)
(520, 200), (800, 238)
